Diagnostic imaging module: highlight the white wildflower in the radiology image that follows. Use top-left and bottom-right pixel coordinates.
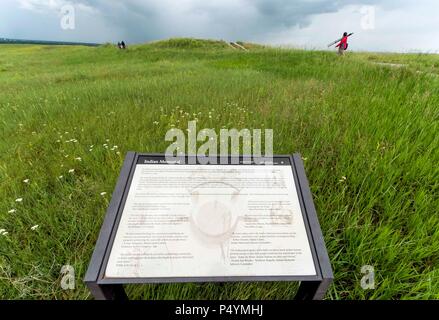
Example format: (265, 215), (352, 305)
(15, 198), (23, 203)
(68, 169), (75, 173)
(23, 179), (30, 184)
(8, 209), (16, 214)
(30, 225), (39, 231)
(100, 192), (107, 196)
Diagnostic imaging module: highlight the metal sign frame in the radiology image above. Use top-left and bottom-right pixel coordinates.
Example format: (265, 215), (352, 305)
(84, 152), (333, 300)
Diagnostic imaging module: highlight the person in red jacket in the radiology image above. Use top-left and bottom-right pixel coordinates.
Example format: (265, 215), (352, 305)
(336, 32), (349, 55)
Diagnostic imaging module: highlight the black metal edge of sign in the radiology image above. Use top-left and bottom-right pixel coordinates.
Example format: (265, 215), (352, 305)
(291, 154), (334, 300)
(84, 152), (333, 300)
(83, 151), (136, 299)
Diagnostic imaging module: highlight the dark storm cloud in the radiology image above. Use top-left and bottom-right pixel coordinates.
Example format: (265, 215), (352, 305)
(68, 0), (383, 42)
(253, 0), (338, 27)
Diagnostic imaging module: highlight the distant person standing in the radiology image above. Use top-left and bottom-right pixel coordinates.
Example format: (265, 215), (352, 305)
(336, 32), (349, 55)
(121, 41), (126, 49)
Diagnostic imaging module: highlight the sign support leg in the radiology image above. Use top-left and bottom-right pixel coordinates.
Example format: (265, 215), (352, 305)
(295, 279), (332, 300)
(86, 282), (128, 300)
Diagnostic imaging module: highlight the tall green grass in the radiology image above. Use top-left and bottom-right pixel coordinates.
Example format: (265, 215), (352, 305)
(0, 39), (438, 299)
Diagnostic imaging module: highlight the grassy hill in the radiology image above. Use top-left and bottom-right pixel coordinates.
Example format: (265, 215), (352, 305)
(0, 38), (438, 299)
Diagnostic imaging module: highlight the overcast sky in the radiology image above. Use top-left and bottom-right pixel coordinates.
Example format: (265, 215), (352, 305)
(2, 0), (439, 53)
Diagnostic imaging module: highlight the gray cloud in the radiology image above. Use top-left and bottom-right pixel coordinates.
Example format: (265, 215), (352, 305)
(86, 0), (368, 40)
(15, 0), (384, 41)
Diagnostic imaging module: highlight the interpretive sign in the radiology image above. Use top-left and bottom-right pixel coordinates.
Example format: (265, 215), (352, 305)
(84, 153), (333, 300)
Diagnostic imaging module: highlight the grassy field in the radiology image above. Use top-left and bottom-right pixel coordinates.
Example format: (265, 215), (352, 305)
(0, 38), (438, 300)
